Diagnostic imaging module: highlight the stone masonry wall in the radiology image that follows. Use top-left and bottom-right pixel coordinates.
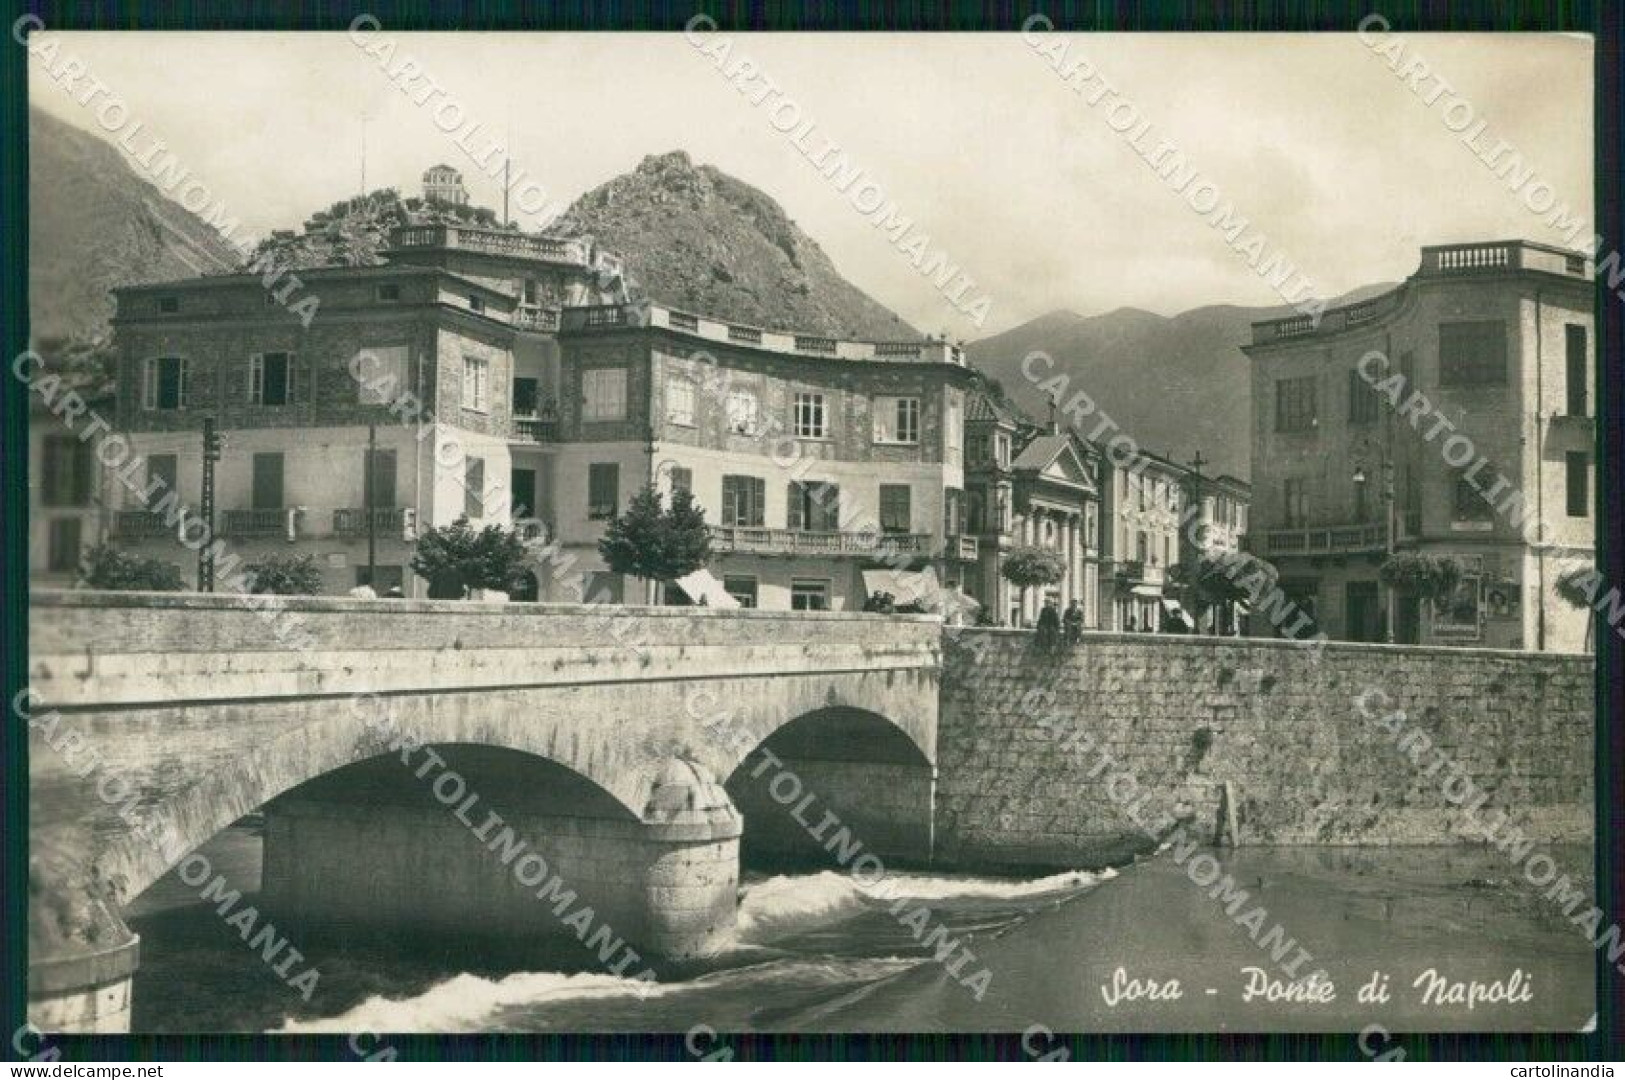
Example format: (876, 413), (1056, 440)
(934, 629), (1593, 871)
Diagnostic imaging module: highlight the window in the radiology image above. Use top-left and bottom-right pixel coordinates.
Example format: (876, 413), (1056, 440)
(1135, 532), (1149, 563)
(46, 518), (82, 572)
(583, 368), (627, 422)
(464, 457), (485, 519)
(793, 392), (827, 439)
(879, 484), (912, 534)
(468, 295), (485, 314)
(1135, 475), (1146, 511)
(1566, 452), (1590, 517)
(874, 396), (921, 444)
(41, 434), (93, 507)
(1283, 478), (1308, 527)
(1451, 472), (1495, 523)
(250, 352), (293, 406)
(1566, 325), (1589, 416)
(1438, 321), (1507, 386)
(1161, 535), (1171, 568)
(666, 379), (695, 426)
(726, 390), (760, 435)
(145, 454), (178, 504)
(251, 453), (284, 510)
(364, 449), (397, 508)
(668, 467), (693, 497)
(994, 432), (1010, 467)
(511, 468), (537, 520)
(376, 283), (401, 302)
(588, 463), (619, 520)
(355, 346), (408, 405)
(791, 578), (830, 612)
(513, 376), (540, 417)
(723, 575), (759, 609)
(1348, 367), (1380, 424)
(788, 481), (840, 532)
(355, 565), (403, 592)
(157, 295), (179, 314)
(1275, 376), (1317, 432)
(462, 355), (490, 412)
(721, 475), (765, 527)
(142, 357), (187, 410)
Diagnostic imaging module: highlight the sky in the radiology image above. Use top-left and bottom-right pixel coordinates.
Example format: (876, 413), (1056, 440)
(31, 30), (1594, 338)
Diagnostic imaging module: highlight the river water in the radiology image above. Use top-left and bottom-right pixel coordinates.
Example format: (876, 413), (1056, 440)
(127, 825), (1594, 1034)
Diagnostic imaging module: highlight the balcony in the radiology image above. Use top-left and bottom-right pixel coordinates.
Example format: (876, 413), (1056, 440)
(512, 416), (559, 442)
(333, 507), (410, 537)
(943, 534), (980, 561)
(113, 510), (171, 539)
(514, 305), (560, 333)
(1115, 559), (1166, 585)
(1262, 521), (1388, 556)
(388, 225), (589, 266)
(710, 527), (934, 558)
(221, 508), (288, 537)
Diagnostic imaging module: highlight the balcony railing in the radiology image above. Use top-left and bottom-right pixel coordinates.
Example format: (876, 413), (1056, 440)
(513, 305), (560, 332)
(388, 225), (589, 265)
(222, 508), (288, 537)
(710, 527), (934, 558)
(1263, 521), (1388, 556)
(113, 510), (172, 539)
(1115, 559), (1166, 585)
(512, 416), (559, 442)
(333, 507), (409, 536)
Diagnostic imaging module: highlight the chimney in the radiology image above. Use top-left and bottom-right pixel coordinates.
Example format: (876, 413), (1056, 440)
(1047, 396), (1059, 435)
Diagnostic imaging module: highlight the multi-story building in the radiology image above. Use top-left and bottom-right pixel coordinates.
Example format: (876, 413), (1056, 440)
(108, 223), (616, 595)
(1099, 451), (1196, 632)
(545, 304), (977, 611)
(29, 392), (110, 586)
(1244, 239), (1594, 651)
(1177, 469), (1251, 633)
(103, 216), (980, 610)
(962, 390), (1101, 627)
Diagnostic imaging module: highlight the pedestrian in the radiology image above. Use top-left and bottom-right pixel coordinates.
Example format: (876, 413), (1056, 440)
(1036, 600), (1061, 648)
(1063, 599), (1084, 645)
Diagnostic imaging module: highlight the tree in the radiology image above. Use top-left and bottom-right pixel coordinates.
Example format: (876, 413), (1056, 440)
(598, 485), (713, 602)
(1000, 546), (1066, 621)
(247, 552), (325, 596)
(1176, 550), (1279, 634)
(1555, 563), (1598, 652)
(411, 517), (532, 600)
(1379, 552), (1463, 600)
(79, 545), (185, 592)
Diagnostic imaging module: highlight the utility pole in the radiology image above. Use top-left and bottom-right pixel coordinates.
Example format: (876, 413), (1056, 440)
(365, 422), (378, 589)
(199, 417), (220, 591)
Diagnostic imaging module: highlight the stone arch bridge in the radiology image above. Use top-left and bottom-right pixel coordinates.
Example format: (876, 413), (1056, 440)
(26, 591), (941, 1031)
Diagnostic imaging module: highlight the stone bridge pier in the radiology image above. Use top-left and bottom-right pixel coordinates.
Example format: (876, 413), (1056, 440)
(26, 591), (941, 1031)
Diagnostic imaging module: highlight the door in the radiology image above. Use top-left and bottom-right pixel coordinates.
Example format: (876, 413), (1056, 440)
(1396, 595), (1422, 645)
(1345, 581), (1380, 643)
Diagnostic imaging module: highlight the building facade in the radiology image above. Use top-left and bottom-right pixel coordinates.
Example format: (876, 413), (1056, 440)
(962, 391), (1101, 627)
(99, 221), (981, 611)
(29, 394), (110, 587)
(422, 165), (469, 207)
(1244, 239), (1594, 651)
(1099, 451), (1198, 632)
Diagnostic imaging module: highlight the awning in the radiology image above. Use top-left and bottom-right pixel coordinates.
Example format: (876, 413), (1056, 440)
(675, 568), (739, 609)
(1130, 584), (1162, 598)
(1161, 597), (1190, 619)
(862, 567), (940, 609)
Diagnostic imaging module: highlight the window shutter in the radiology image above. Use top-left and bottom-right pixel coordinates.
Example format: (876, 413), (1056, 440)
(287, 353), (298, 403)
(177, 358), (189, 408)
(873, 398), (892, 442)
(750, 478), (764, 527)
(143, 360), (156, 410)
(249, 355), (263, 404)
(787, 483), (804, 530)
